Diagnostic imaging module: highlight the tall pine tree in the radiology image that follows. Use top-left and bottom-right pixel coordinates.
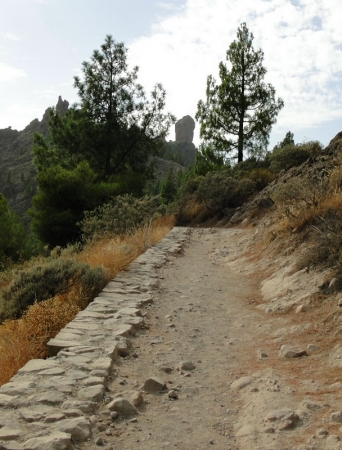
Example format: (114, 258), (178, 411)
(196, 23), (284, 163)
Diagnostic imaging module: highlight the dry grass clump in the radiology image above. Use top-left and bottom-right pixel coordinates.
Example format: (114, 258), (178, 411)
(0, 216), (174, 386)
(272, 160), (342, 276)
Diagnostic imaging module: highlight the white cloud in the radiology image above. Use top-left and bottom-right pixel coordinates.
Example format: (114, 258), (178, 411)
(4, 33), (21, 41)
(155, 2), (180, 10)
(0, 62), (26, 83)
(129, 0), (342, 143)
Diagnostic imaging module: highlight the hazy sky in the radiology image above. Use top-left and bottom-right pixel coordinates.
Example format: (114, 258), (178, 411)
(1, 0), (342, 148)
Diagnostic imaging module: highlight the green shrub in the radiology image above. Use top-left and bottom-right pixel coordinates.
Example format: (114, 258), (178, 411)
(29, 161), (119, 248)
(0, 258), (108, 321)
(175, 171), (257, 222)
(0, 194), (27, 270)
(270, 144), (311, 172)
(79, 194), (165, 240)
(243, 168), (276, 190)
(269, 141), (324, 173)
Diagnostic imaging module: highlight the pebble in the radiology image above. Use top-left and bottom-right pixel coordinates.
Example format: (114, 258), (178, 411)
(168, 390), (179, 399)
(179, 361), (195, 371)
(230, 376), (253, 390)
(280, 345), (307, 358)
(331, 411), (342, 423)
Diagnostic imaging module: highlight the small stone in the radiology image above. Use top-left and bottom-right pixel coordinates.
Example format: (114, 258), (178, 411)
(110, 411), (118, 420)
(105, 429), (112, 436)
(107, 398), (137, 416)
(129, 418), (138, 423)
(280, 345), (307, 358)
(295, 304), (308, 313)
(307, 344), (319, 352)
(230, 376), (253, 390)
(141, 377), (166, 393)
(317, 428), (328, 436)
(179, 361), (195, 371)
(168, 390), (178, 399)
(95, 437), (104, 446)
(301, 401), (321, 411)
(279, 420), (294, 430)
(56, 417), (91, 441)
(78, 385), (105, 403)
(264, 427), (275, 433)
(338, 298), (342, 307)
(331, 411), (342, 423)
(257, 349), (268, 359)
(236, 425), (255, 437)
(22, 432), (71, 450)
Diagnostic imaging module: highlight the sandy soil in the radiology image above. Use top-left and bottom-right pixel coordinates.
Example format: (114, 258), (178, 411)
(79, 227), (342, 450)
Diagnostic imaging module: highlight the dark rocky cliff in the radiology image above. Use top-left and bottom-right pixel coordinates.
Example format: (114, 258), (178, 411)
(0, 97), (69, 217)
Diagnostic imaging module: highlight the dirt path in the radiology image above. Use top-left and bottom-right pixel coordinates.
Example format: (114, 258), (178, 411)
(80, 228), (342, 450)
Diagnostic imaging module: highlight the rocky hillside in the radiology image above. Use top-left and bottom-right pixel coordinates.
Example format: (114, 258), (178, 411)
(0, 96), (69, 217)
(0, 101), (195, 218)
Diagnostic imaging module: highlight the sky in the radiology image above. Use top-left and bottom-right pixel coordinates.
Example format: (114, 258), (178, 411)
(1, 0), (342, 149)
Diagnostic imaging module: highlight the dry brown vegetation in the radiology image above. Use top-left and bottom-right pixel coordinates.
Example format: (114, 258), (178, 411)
(0, 215), (174, 386)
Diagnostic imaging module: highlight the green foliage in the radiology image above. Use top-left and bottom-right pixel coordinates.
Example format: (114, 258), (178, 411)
(160, 169), (178, 204)
(270, 145), (309, 172)
(0, 257), (108, 321)
(243, 168), (276, 190)
(193, 145), (227, 176)
(0, 194), (27, 270)
(34, 35), (175, 180)
(79, 194), (165, 240)
(196, 23), (284, 163)
(175, 170), (257, 223)
(274, 131), (295, 149)
(29, 161), (119, 247)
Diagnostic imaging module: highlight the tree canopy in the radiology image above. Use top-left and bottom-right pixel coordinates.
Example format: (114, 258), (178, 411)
(34, 35), (175, 180)
(30, 35), (175, 247)
(196, 23), (284, 163)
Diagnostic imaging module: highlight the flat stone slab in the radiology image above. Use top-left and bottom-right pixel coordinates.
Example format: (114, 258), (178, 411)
(230, 376), (253, 390)
(0, 426), (23, 441)
(78, 385), (104, 402)
(47, 339), (84, 356)
(18, 359), (60, 374)
(111, 323), (134, 337)
(0, 381), (36, 396)
(22, 432), (71, 450)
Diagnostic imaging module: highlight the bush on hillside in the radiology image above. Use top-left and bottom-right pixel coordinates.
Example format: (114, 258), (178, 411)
(79, 194), (165, 241)
(0, 194), (27, 270)
(269, 141), (323, 173)
(0, 258), (108, 322)
(29, 161), (119, 248)
(175, 171), (257, 223)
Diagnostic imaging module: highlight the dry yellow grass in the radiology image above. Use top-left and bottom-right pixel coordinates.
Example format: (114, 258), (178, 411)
(0, 216), (175, 386)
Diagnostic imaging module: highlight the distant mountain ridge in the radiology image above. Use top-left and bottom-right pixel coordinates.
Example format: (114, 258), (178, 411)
(0, 96), (69, 217)
(0, 97), (195, 217)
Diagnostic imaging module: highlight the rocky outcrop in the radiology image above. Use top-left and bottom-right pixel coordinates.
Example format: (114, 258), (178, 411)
(175, 115), (195, 143)
(162, 115), (196, 167)
(0, 97), (69, 217)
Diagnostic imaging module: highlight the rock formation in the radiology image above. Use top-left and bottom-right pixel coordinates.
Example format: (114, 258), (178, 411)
(161, 116), (196, 167)
(175, 115), (195, 143)
(0, 97), (69, 216)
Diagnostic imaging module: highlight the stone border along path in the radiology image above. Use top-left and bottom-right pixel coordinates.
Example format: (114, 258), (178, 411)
(0, 227), (190, 450)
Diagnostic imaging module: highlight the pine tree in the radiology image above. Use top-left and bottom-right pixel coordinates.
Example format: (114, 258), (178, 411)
(196, 23), (284, 163)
